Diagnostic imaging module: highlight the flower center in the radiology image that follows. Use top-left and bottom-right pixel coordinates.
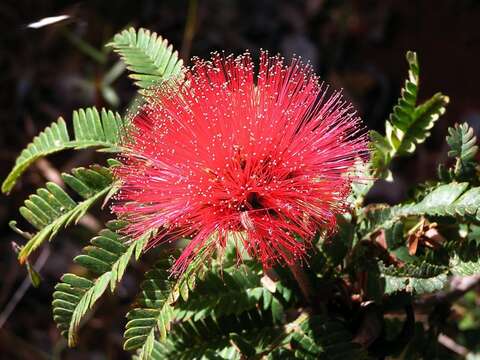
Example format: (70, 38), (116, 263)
(238, 191), (264, 211)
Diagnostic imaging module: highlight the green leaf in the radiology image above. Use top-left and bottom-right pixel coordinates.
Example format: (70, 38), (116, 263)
(361, 182), (480, 239)
(124, 256), (204, 360)
(2, 108), (125, 194)
(370, 130), (393, 180)
(124, 262), (176, 358)
(290, 315), (368, 359)
(370, 51), (449, 178)
(52, 222), (153, 346)
(175, 264), (290, 325)
(395, 92), (448, 155)
(448, 123), (478, 162)
(450, 255), (480, 276)
(26, 262), (42, 287)
(137, 292), (365, 358)
(17, 165), (115, 262)
(109, 27), (184, 89)
(144, 328), (276, 360)
(138, 306), (365, 359)
(446, 122), (479, 180)
(379, 262), (449, 295)
(385, 50), (419, 152)
(136, 310), (289, 359)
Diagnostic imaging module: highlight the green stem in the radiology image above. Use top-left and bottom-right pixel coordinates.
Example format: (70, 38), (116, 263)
(181, 0), (198, 60)
(62, 30), (107, 64)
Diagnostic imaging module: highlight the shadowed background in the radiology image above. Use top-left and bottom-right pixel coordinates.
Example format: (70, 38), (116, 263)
(1, 0), (480, 358)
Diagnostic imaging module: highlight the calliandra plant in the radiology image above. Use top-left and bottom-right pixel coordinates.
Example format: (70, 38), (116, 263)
(5, 27), (480, 359)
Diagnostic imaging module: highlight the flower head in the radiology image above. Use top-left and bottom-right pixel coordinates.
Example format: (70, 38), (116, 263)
(113, 52), (368, 274)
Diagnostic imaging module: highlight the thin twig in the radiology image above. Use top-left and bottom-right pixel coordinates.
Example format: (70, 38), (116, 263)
(0, 247), (50, 329)
(180, 0), (198, 61)
(62, 29), (107, 64)
(0, 328), (50, 360)
(438, 333), (469, 357)
(36, 158), (63, 184)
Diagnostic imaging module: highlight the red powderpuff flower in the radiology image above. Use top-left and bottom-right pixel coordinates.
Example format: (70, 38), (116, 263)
(113, 52), (369, 275)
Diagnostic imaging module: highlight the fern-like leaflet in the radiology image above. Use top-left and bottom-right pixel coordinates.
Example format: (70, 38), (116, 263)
(361, 182), (480, 240)
(439, 122), (479, 181)
(379, 261), (449, 295)
(17, 164), (116, 262)
(126, 258), (295, 359)
(141, 313), (282, 359)
(175, 264), (291, 324)
(108, 27), (184, 89)
(53, 221), (154, 346)
(142, 313), (367, 359)
(370, 51), (449, 179)
(2, 108), (125, 193)
(289, 316), (368, 359)
(123, 253), (206, 360)
(450, 254), (480, 276)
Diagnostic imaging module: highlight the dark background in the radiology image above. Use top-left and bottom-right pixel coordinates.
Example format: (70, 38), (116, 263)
(0, 1), (479, 358)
